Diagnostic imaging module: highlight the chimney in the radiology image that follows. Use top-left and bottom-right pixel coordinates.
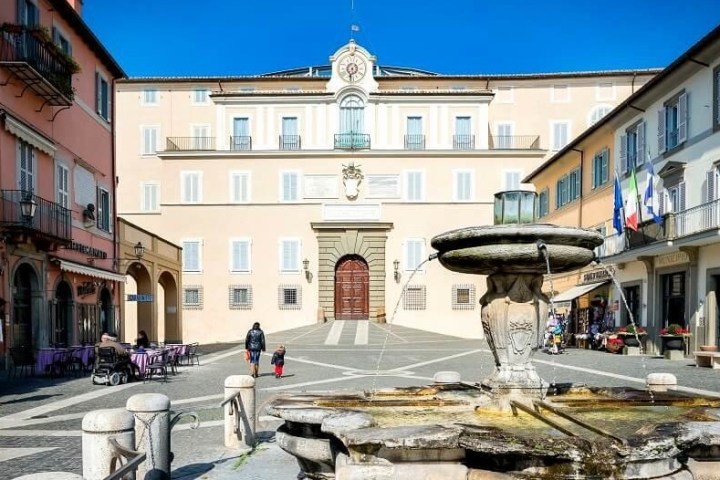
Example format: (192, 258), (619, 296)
(66, 0), (83, 15)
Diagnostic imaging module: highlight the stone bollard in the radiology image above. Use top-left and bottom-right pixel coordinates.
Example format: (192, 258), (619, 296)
(82, 408), (135, 480)
(224, 375), (256, 449)
(646, 373), (677, 392)
(433, 371), (461, 384)
(127, 393), (172, 480)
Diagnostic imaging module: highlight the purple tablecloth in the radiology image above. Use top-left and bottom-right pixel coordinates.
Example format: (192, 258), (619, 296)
(36, 348), (64, 373)
(130, 350), (162, 377)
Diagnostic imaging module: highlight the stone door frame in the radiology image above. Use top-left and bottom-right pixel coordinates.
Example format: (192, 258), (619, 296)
(311, 222), (393, 322)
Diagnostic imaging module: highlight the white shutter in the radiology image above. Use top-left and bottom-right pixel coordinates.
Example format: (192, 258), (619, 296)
(658, 109), (666, 154)
(677, 93), (688, 144)
(659, 188), (666, 215)
(231, 240), (250, 272)
(183, 241), (200, 271)
(619, 135), (628, 174)
(706, 169), (716, 203)
(282, 172), (298, 201)
(405, 240), (425, 271)
(231, 172), (250, 203)
(678, 181), (686, 212)
(280, 240), (299, 271)
(636, 122), (646, 166)
(602, 149), (609, 184)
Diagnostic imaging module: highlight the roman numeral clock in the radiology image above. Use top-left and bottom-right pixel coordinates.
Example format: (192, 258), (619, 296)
(338, 54), (367, 83)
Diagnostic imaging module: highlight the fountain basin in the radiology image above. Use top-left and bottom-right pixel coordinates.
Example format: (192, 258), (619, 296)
(268, 383), (720, 479)
(430, 224), (604, 275)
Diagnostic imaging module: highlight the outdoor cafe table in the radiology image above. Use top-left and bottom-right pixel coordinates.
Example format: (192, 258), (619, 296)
(130, 349), (161, 378)
(36, 348), (67, 374)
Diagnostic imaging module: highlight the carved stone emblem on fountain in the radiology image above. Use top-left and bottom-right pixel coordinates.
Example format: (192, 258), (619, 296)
(341, 162), (363, 200)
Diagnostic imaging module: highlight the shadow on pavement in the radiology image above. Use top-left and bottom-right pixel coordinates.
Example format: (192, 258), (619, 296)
(172, 462), (217, 479)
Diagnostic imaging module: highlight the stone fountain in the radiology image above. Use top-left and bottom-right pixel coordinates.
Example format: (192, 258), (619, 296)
(268, 191), (720, 479)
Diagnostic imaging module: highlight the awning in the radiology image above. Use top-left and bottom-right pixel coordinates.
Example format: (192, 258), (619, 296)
(552, 281), (609, 303)
(3, 112), (56, 156)
(57, 260), (127, 283)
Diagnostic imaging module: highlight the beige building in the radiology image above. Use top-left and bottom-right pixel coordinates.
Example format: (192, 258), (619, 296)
(114, 41), (656, 343)
(525, 24), (720, 355)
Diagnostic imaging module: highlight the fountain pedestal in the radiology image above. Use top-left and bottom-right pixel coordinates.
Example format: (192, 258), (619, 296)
(479, 273), (547, 401)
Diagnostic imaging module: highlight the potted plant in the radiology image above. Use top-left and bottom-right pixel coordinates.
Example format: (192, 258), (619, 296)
(616, 325), (646, 347)
(606, 337), (624, 354)
(660, 323), (689, 351)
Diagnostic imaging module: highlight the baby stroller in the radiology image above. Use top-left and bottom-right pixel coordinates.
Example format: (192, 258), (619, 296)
(91, 347), (131, 386)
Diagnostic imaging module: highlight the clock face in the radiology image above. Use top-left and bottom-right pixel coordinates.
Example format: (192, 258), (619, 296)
(338, 55), (367, 83)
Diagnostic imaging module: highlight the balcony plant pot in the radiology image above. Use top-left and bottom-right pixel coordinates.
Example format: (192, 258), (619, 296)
(661, 335), (684, 351)
(617, 333), (644, 348)
(699, 345), (718, 352)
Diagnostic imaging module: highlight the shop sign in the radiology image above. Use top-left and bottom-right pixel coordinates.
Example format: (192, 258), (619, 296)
(127, 294), (154, 302)
(655, 251), (689, 268)
(68, 241), (108, 259)
(582, 268), (614, 284)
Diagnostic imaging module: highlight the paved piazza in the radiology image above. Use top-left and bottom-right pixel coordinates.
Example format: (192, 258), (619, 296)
(1, 322), (719, 479)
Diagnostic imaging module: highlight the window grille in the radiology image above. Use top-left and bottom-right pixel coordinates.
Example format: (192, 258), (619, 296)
(403, 285), (426, 310)
(452, 284), (476, 310)
(229, 285), (253, 310)
(278, 284), (302, 310)
(183, 285), (203, 310)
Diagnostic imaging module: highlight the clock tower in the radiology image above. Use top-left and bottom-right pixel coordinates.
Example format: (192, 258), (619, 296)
(327, 40), (379, 94)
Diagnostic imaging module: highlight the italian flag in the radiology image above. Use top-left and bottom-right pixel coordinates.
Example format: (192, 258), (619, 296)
(625, 170), (639, 231)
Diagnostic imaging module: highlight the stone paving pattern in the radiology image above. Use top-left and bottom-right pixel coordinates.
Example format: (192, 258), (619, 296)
(0, 322), (719, 479)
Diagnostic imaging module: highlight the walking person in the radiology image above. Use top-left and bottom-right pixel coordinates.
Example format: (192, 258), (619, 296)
(244, 322), (266, 378)
(270, 344), (286, 378)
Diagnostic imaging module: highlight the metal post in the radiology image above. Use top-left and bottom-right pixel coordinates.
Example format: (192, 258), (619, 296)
(223, 374), (256, 449)
(127, 393), (171, 480)
(82, 408), (135, 480)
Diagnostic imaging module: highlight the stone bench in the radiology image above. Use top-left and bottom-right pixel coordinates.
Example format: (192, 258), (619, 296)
(693, 351), (720, 369)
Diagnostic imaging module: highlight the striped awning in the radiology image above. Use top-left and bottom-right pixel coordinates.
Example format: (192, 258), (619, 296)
(57, 260), (127, 283)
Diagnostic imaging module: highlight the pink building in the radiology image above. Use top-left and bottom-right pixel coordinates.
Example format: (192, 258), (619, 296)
(0, 0), (125, 367)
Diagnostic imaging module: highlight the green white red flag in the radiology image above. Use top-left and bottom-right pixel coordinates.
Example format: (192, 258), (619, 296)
(625, 170), (639, 231)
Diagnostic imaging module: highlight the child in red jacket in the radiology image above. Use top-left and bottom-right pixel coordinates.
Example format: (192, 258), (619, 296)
(270, 345), (286, 378)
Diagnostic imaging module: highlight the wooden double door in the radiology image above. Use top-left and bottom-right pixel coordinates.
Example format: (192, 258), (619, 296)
(334, 256), (369, 320)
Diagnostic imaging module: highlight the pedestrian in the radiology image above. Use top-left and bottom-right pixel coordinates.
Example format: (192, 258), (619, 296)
(244, 322), (265, 378)
(136, 330), (150, 349)
(270, 344), (286, 378)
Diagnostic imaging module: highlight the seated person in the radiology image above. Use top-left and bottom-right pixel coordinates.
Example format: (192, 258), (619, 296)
(136, 330), (150, 349)
(96, 333), (140, 380)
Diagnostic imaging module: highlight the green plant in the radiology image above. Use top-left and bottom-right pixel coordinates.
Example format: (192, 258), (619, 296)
(661, 323), (689, 335)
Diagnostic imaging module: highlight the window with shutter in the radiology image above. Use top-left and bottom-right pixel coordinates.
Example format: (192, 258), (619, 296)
(551, 121), (569, 151)
(95, 72), (110, 120)
(141, 183), (159, 211)
(504, 170), (521, 190)
(619, 134), (628, 175)
(181, 172), (202, 203)
(230, 239), (251, 272)
(56, 164), (69, 208)
(230, 171), (251, 203)
(280, 171), (300, 201)
(714, 66), (720, 130)
(192, 89), (209, 104)
(279, 239), (300, 272)
(141, 126), (159, 155)
(677, 93), (688, 144)
(142, 90), (158, 105)
(496, 123), (513, 149)
(404, 239), (426, 271)
(96, 187), (110, 231)
(636, 122), (646, 166)
(404, 171), (424, 201)
(657, 109), (666, 154)
(18, 140), (35, 192)
(454, 170), (473, 201)
(182, 240), (201, 272)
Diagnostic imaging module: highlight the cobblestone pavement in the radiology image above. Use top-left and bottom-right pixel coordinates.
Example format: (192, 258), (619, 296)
(1, 322), (719, 479)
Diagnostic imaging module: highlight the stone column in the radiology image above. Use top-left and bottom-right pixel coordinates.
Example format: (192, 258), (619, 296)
(127, 393), (171, 480)
(680, 246), (700, 351)
(224, 375), (256, 449)
(638, 256), (657, 355)
(82, 408), (135, 480)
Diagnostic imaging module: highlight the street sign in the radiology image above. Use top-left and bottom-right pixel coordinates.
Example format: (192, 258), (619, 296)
(127, 294), (154, 302)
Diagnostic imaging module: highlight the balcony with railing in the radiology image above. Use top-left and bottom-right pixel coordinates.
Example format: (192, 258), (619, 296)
(453, 134), (475, 150)
(490, 135), (540, 150)
(279, 135), (301, 150)
(166, 137), (216, 151)
(0, 190), (72, 244)
(334, 133), (371, 150)
(404, 134), (425, 150)
(599, 198), (720, 259)
(229, 136), (252, 151)
(0, 24), (75, 105)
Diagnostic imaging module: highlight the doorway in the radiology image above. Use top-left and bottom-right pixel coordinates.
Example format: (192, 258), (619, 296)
(53, 281), (73, 346)
(334, 255), (369, 320)
(661, 271), (686, 328)
(13, 263), (38, 347)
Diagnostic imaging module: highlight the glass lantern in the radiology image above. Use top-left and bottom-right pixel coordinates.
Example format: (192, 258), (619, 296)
(493, 190), (537, 225)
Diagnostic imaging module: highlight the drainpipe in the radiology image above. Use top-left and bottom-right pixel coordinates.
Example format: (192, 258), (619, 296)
(111, 78), (121, 341)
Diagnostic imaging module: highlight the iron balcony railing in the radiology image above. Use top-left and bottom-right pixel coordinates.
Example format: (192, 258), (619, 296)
(0, 25), (74, 103)
(598, 197), (720, 258)
(490, 135), (540, 150)
(453, 134), (475, 150)
(0, 190), (72, 243)
(404, 134), (425, 150)
(334, 133), (371, 150)
(165, 137), (216, 151)
(279, 135), (301, 150)
(229, 135), (252, 151)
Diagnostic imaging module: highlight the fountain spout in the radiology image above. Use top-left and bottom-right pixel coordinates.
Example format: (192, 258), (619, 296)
(428, 252), (438, 261)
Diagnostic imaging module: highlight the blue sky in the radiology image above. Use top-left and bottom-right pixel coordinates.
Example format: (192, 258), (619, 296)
(84, 1), (720, 77)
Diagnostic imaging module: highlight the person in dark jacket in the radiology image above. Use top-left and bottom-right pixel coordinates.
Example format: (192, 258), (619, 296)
(244, 322), (266, 378)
